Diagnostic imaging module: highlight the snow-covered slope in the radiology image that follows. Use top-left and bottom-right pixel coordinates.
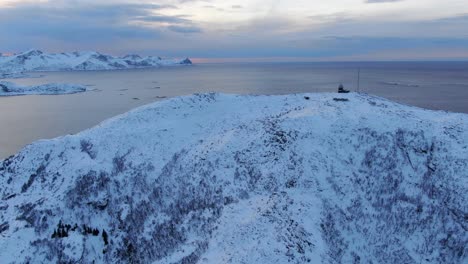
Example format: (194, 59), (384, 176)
(0, 93), (466, 263)
(0, 81), (87, 96)
(0, 50), (192, 73)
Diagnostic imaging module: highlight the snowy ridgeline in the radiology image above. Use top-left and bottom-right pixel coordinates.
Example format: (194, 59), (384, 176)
(0, 81), (87, 96)
(0, 93), (467, 263)
(0, 49), (192, 74)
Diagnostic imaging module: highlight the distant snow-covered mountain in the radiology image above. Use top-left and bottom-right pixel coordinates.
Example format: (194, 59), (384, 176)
(0, 81), (87, 96)
(0, 50), (192, 73)
(0, 93), (466, 263)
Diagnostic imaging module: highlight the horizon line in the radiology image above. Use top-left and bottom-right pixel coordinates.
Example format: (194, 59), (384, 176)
(191, 57), (468, 64)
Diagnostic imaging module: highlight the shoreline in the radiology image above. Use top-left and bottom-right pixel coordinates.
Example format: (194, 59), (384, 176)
(1, 91), (467, 160)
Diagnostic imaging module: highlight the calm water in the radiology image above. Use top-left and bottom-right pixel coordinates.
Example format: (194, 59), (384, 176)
(1, 62), (467, 158)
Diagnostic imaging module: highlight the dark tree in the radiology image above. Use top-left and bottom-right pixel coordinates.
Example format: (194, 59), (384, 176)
(102, 229), (109, 245)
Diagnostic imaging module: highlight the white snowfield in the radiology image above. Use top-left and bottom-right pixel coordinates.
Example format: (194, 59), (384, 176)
(0, 93), (466, 263)
(0, 49), (192, 73)
(0, 81), (87, 96)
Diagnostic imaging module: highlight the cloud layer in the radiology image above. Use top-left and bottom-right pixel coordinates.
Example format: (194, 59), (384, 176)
(1, 0), (467, 60)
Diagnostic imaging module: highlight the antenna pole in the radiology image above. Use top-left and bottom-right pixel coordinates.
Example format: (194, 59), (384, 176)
(357, 68), (361, 93)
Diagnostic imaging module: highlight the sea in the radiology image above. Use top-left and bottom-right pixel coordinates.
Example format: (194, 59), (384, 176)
(1, 61), (467, 158)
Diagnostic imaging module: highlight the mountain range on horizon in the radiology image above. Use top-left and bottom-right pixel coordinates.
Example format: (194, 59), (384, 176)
(0, 49), (192, 73)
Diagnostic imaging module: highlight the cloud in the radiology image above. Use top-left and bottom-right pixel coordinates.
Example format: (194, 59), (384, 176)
(1, 0), (467, 60)
(308, 12), (355, 24)
(168, 25), (202, 33)
(137, 15), (191, 24)
(0, 1), (202, 52)
(437, 13), (468, 22)
(365, 0), (404, 3)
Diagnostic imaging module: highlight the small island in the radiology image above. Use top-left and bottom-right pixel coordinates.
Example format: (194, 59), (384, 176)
(0, 81), (87, 96)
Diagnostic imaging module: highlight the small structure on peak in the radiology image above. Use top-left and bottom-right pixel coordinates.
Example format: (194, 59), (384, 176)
(333, 98), (349, 102)
(338, 84), (350, 93)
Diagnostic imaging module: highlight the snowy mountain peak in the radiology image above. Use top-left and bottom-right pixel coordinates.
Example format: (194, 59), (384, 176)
(21, 49), (44, 57)
(0, 93), (466, 263)
(122, 54), (142, 60)
(0, 50), (192, 73)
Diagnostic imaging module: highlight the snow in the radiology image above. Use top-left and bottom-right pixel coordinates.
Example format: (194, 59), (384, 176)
(0, 92), (467, 263)
(0, 49), (192, 74)
(0, 81), (87, 96)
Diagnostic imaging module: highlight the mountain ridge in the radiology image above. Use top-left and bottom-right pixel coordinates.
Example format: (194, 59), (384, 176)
(0, 49), (192, 73)
(0, 93), (466, 263)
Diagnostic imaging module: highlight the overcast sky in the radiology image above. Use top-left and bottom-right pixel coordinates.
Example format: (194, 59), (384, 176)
(1, 0), (468, 61)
